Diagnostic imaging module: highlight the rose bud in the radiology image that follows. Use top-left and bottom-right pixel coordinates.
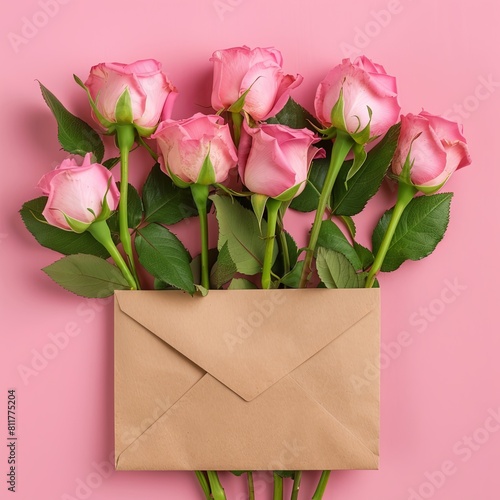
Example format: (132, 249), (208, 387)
(210, 46), (303, 121)
(391, 111), (471, 193)
(152, 113), (238, 186)
(38, 153), (119, 232)
(79, 59), (177, 137)
(315, 55), (400, 142)
(238, 122), (323, 200)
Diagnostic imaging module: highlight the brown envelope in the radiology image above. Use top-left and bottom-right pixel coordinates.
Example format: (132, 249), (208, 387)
(114, 288), (380, 471)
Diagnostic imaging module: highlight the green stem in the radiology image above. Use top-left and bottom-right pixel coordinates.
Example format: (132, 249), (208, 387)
(273, 473), (283, 500)
(207, 471), (226, 500)
(261, 199), (282, 289)
(137, 135), (159, 161)
(195, 471), (211, 500)
(291, 471), (302, 500)
(365, 182), (417, 288)
(312, 471), (331, 500)
(231, 112), (243, 147)
(116, 125), (140, 288)
(88, 220), (137, 290)
(277, 211), (291, 278)
(190, 184), (210, 290)
(299, 131), (353, 288)
(247, 472), (255, 500)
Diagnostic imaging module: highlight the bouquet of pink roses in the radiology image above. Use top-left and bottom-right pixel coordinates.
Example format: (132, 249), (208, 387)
(21, 46), (470, 499)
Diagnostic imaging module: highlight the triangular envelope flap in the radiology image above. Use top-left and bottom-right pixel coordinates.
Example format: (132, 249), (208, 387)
(115, 289), (379, 401)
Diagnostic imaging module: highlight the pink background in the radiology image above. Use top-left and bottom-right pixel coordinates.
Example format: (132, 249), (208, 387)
(1, 0), (499, 499)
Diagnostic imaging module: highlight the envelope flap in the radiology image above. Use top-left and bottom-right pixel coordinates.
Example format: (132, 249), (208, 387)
(115, 289), (379, 401)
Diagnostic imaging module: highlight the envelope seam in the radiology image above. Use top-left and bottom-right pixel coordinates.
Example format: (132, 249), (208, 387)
(288, 376), (379, 459)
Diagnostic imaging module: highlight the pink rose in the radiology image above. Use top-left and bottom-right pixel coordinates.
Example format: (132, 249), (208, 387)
(38, 153), (119, 232)
(315, 56), (400, 140)
(210, 46), (303, 121)
(391, 111), (471, 192)
(84, 59), (177, 135)
(238, 122), (323, 199)
(152, 113), (238, 185)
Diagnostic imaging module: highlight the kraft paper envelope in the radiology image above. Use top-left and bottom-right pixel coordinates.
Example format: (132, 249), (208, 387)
(114, 288), (380, 471)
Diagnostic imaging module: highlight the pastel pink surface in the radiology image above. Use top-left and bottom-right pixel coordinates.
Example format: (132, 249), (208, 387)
(1, 1), (499, 500)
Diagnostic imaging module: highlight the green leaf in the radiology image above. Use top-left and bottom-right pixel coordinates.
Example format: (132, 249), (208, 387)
(38, 82), (104, 162)
(317, 220), (362, 270)
(274, 471), (296, 479)
(283, 231), (299, 268)
(272, 230), (299, 278)
(20, 197), (109, 257)
(267, 98), (321, 132)
(143, 164), (198, 225)
(354, 242), (374, 271)
(107, 183), (143, 238)
(42, 254), (130, 297)
(372, 193), (453, 272)
(340, 215), (356, 239)
(316, 247), (366, 289)
(228, 278), (257, 289)
(102, 157), (120, 169)
(332, 123), (400, 216)
(290, 157), (330, 212)
(135, 223), (195, 294)
(212, 195), (277, 276)
(280, 261), (304, 288)
(210, 242), (237, 289)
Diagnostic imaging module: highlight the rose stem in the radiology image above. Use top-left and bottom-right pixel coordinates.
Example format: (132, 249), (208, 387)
(291, 471), (302, 500)
(207, 471), (226, 500)
(311, 471), (331, 500)
(195, 471), (211, 500)
(365, 182), (416, 288)
(261, 199), (282, 289)
(273, 472), (283, 500)
(87, 220), (137, 290)
(247, 471), (255, 500)
(190, 184), (210, 290)
(116, 124), (141, 289)
(299, 131), (353, 288)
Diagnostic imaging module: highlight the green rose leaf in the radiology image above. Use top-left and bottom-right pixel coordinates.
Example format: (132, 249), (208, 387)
(210, 242), (237, 289)
(274, 471), (296, 479)
(107, 183), (143, 239)
(102, 157), (120, 170)
(354, 241), (374, 271)
(280, 261), (305, 289)
(212, 195), (277, 276)
(332, 123), (400, 216)
(39, 82), (104, 162)
(372, 192), (453, 272)
(135, 223), (195, 294)
(143, 164), (198, 225)
(317, 219), (363, 271)
(290, 157), (329, 212)
(316, 247), (367, 289)
(20, 197), (109, 257)
(43, 254), (130, 297)
(267, 97), (321, 132)
(228, 278), (258, 289)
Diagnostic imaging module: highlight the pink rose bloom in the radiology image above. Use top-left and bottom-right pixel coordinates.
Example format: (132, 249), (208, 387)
(38, 153), (120, 232)
(238, 122), (323, 199)
(85, 59), (177, 135)
(210, 46), (303, 121)
(152, 113), (238, 185)
(391, 111), (471, 192)
(315, 56), (400, 140)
